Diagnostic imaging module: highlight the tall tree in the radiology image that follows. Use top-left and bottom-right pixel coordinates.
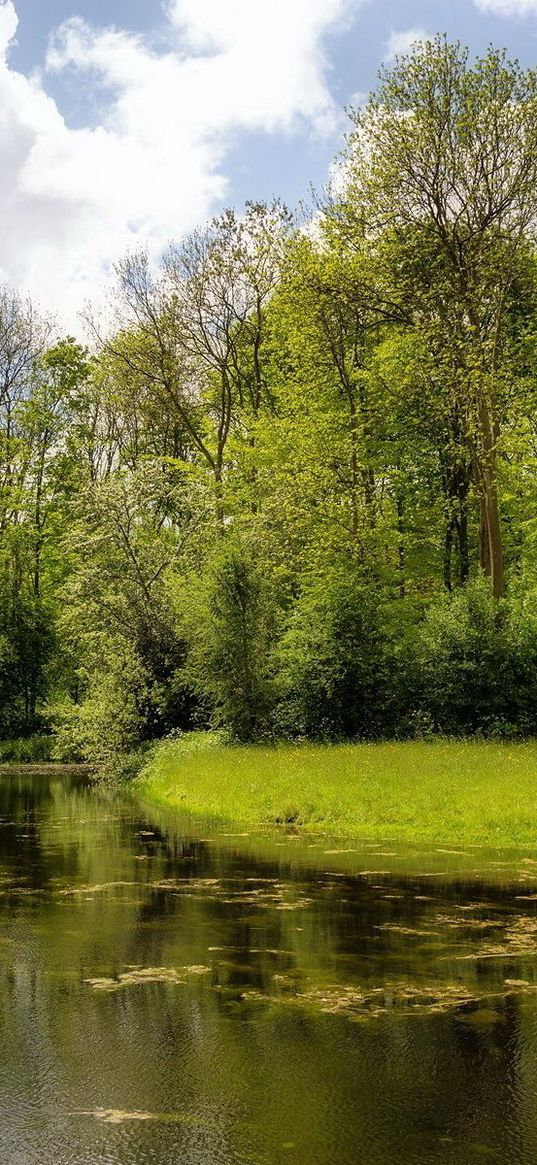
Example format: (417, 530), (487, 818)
(342, 38), (537, 597)
(100, 201), (291, 523)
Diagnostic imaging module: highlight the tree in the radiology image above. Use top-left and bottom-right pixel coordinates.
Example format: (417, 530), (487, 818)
(182, 544), (277, 742)
(342, 38), (537, 597)
(99, 201), (291, 524)
(54, 461), (202, 751)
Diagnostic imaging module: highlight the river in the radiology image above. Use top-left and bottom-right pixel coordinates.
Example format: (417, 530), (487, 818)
(2, 767), (537, 1164)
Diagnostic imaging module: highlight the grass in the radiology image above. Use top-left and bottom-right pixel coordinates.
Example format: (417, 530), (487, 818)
(135, 733), (537, 849)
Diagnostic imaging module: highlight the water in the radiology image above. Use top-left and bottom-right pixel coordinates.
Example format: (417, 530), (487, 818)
(2, 771), (537, 1164)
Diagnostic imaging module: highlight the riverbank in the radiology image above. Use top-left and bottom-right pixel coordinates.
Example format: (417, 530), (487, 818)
(0, 763), (95, 774)
(135, 735), (537, 848)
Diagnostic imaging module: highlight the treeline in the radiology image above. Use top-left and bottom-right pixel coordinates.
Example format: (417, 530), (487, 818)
(4, 37), (537, 763)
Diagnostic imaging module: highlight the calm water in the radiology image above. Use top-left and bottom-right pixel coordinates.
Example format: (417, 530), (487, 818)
(2, 771), (537, 1163)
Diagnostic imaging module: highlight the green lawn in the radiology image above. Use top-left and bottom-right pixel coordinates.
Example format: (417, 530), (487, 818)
(135, 734), (537, 848)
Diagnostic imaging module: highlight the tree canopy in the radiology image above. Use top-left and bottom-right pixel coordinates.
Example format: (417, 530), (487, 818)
(4, 38), (537, 757)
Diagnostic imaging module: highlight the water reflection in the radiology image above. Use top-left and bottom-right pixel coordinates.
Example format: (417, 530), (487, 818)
(1, 770), (537, 1162)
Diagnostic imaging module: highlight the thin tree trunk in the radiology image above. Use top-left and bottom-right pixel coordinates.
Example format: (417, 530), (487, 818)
(482, 473), (504, 600)
(479, 493), (491, 578)
(476, 416), (504, 599)
(457, 509), (469, 585)
(444, 520), (454, 592)
(475, 375), (504, 599)
(214, 460), (225, 530)
(348, 396), (360, 541)
(396, 494), (405, 599)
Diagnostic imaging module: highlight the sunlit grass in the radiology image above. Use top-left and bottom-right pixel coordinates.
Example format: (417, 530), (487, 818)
(136, 734), (537, 847)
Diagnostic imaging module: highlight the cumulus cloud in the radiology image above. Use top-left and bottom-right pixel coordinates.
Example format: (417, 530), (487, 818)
(0, 0), (357, 328)
(384, 27), (428, 61)
(474, 0), (537, 13)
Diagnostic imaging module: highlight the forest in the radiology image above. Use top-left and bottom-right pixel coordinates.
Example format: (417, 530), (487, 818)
(3, 36), (537, 768)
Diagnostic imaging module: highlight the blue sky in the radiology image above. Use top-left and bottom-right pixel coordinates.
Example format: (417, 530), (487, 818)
(2, 0), (537, 325)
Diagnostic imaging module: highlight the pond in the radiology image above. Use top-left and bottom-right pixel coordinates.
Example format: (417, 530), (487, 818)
(2, 768), (537, 1163)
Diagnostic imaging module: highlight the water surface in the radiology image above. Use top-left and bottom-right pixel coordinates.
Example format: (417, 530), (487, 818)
(2, 769), (537, 1163)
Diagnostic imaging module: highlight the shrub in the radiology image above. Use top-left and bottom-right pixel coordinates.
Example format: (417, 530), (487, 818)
(183, 545), (277, 742)
(274, 567), (410, 739)
(415, 577), (537, 735)
(48, 648), (148, 766)
(0, 735), (54, 764)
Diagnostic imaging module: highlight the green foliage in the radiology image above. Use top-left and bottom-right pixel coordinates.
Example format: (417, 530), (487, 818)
(0, 587), (55, 737)
(4, 40), (537, 763)
(0, 735), (54, 764)
(182, 545), (277, 742)
(49, 646), (148, 766)
(275, 567), (410, 739)
(416, 579), (537, 736)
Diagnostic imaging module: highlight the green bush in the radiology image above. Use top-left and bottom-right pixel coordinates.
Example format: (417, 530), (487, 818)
(48, 647), (148, 765)
(274, 567), (410, 739)
(183, 545), (277, 742)
(415, 578), (537, 735)
(0, 735), (54, 764)
(0, 591), (55, 737)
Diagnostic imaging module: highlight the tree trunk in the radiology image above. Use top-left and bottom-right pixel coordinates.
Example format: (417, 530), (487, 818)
(477, 407), (504, 599)
(474, 382), (504, 600)
(348, 395), (360, 541)
(214, 464), (225, 529)
(440, 439), (470, 590)
(457, 509), (469, 585)
(396, 494), (405, 599)
(443, 520), (454, 592)
(481, 473), (504, 600)
(479, 495), (489, 576)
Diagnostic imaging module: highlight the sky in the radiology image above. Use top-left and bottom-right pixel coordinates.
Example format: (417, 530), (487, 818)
(2, 0), (537, 330)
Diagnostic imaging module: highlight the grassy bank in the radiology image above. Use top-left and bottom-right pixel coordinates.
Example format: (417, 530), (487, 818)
(135, 734), (537, 848)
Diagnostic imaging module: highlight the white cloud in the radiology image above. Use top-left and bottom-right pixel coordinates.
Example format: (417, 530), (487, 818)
(0, 0), (16, 49)
(0, 0), (358, 329)
(384, 27), (428, 62)
(474, 0), (537, 12)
